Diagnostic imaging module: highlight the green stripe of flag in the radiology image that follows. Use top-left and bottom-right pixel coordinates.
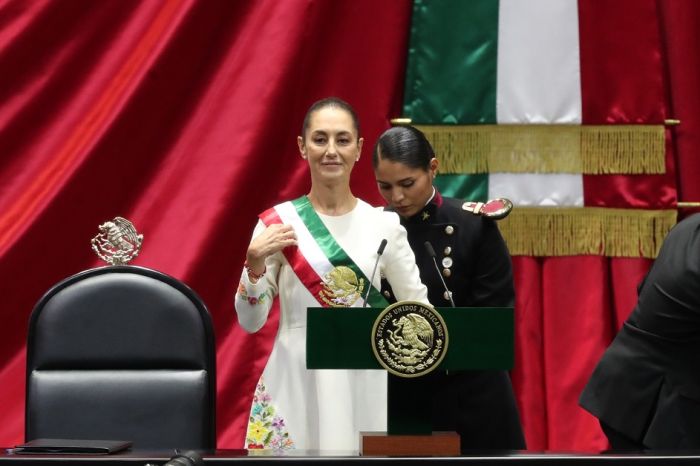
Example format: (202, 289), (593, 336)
(404, 0), (499, 124)
(403, 0), (499, 201)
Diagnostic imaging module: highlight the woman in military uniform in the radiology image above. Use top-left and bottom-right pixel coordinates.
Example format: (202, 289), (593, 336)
(372, 125), (526, 451)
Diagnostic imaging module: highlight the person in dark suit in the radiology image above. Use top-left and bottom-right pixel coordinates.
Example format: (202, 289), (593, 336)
(580, 213), (700, 450)
(372, 125), (526, 452)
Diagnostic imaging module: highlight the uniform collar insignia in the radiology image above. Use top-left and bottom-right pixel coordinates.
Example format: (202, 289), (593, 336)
(433, 190), (443, 207)
(399, 189), (443, 225)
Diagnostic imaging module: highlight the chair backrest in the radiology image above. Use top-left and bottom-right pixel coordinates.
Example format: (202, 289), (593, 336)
(25, 266), (216, 450)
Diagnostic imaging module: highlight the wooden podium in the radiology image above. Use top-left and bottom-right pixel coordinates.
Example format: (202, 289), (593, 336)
(306, 306), (514, 456)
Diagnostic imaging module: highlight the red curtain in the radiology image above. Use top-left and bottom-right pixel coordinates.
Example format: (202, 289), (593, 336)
(0, 0), (413, 447)
(1, 0), (699, 452)
(511, 256), (653, 450)
(660, 0), (700, 218)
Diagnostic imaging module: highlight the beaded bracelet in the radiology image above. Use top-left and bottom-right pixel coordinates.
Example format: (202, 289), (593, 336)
(244, 260), (266, 281)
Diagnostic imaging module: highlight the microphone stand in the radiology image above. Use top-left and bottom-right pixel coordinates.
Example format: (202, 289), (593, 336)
(362, 239), (388, 307)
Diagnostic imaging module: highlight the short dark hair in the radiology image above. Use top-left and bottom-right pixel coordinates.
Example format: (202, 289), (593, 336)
(301, 97), (360, 139)
(372, 126), (434, 170)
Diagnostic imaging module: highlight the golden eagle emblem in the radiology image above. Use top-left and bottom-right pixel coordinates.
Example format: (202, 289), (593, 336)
(91, 216), (143, 265)
(372, 301), (448, 378)
(319, 265), (364, 307)
(389, 313), (434, 353)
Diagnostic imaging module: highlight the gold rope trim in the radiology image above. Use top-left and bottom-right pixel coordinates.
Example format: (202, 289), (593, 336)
(497, 207), (676, 258)
(414, 124), (666, 175)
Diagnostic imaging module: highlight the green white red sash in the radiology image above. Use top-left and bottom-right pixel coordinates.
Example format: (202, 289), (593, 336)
(259, 196), (389, 308)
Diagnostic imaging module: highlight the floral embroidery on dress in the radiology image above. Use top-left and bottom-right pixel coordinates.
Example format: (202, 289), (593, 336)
(246, 378), (294, 450)
(237, 281), (270, 306)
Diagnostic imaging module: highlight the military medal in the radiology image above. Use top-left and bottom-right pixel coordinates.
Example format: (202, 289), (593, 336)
(462, 198), (513, 220)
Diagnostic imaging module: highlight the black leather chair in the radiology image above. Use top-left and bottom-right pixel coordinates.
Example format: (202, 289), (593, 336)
(25, 266), (216, 450)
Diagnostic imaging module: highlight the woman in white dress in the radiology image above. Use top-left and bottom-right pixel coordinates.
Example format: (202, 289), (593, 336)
(235, 97), (429, 451)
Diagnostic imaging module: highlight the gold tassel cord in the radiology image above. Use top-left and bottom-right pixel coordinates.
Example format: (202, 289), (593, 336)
(497, 207), (677, 258)
(677, 202), (700, 208)
(413, 124), (666, 175)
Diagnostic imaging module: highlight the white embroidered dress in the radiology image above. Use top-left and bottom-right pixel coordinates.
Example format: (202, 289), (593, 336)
(235, 199), (428, 451)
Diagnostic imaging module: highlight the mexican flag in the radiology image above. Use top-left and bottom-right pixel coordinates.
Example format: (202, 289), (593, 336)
(403, 0), (677, 258)
(401, 0), (681, 451)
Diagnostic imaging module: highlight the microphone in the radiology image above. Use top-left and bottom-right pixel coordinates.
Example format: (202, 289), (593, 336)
(362, 239), (388, 307)
(424, 241), (455, 307)
(161, 450), (204, 466)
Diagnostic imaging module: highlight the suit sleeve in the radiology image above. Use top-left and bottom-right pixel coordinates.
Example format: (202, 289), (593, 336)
(234, 219), (282, 333)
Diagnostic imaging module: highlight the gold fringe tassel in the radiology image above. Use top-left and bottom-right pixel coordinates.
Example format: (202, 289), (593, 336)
(414, 124), (666, 175)
(497, 207), (677, 258)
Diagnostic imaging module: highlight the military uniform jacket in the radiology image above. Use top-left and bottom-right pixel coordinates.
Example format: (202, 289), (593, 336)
(381, 192), (525, 450)
(381, 192), (514, 308)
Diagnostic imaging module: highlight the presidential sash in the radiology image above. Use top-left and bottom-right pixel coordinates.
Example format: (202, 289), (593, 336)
(260, 196), (389, 308)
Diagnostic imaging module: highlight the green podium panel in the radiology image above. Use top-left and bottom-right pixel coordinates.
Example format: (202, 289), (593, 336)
(307, 307), (513, 370)
(306, 306), (514, 435)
